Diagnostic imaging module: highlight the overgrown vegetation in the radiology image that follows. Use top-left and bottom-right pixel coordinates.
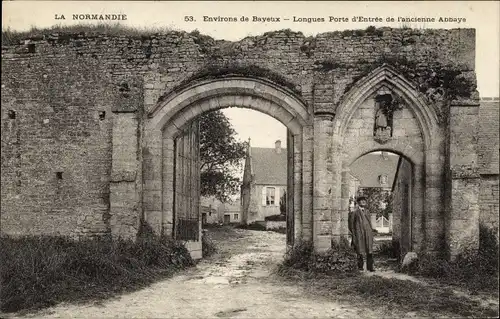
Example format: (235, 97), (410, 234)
(275, 237), (498, 318)
(341, 54), (475, 100)
(409, 225), (499, 293)
(374, 241), (399, 259)
(340, 25), (385, 38)
(2, 23), (178, 45)
(277, 240), (358, 277)
(0, 227), (194, 313)
(201, 230), (218, 258)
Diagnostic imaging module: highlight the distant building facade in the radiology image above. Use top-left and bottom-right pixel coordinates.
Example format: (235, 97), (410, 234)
(200, 196), (241, 225)
(220, 199), (242, 224)
(241, 140), (287, 224)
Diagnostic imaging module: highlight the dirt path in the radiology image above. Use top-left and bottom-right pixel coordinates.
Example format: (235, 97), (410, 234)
(10, 227), (498, 319)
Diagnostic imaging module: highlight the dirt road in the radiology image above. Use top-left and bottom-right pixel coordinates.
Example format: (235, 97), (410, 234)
(12, 227), (498, 319)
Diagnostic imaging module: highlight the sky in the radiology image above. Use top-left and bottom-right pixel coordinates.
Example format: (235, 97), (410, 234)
(2, 1), (499, 148)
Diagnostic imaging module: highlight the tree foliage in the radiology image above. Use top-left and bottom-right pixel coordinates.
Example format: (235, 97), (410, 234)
(358, 187), (392, 219)
(199, 110), (247, 203)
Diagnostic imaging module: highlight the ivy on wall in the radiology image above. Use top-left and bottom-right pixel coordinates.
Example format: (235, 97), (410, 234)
(339, 55), (476, 101)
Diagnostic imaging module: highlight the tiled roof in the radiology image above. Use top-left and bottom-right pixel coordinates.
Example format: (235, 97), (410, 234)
(350, 152), (399, 188)
(478, 98), (499, 175)
(250, 147), (287, 185)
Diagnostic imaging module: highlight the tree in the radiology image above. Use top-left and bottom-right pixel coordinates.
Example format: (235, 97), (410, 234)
(358, 187), (392, 219)
(199, 110), (247, 203)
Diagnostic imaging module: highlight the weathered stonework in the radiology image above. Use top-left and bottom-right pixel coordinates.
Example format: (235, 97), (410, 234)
(1, 27), (493, 259)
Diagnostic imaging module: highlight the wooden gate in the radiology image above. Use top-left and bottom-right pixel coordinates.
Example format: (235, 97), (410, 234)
(286, 130), (295, 246)
(173, 120), (201, 241)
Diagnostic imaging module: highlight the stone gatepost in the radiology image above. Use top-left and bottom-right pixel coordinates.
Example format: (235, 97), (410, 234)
(313, 113), (335, 252)
(110, 106), (141, 240)
(447, 102), (481, 258)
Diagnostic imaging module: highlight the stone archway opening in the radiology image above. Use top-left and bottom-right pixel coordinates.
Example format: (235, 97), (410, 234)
(347, 150), (414, 262)
(171, 107), (291, 245)
(142, 77), (311, 259)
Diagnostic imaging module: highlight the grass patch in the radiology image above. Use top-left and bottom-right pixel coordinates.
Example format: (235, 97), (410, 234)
(275, 234), (498, 317)
(410, 225), (499, 294)
(276, 251), (498, 318)
(0, 228), (194, 314)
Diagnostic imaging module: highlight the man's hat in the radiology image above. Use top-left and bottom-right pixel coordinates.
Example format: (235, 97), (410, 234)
(356, 196), (367, 203)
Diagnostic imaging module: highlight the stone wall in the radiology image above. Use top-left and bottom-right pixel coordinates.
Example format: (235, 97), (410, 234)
(1, 54), (115, 236)
(1, 27), (481, 257)
(479, 176), (499, 232)
(477, 98), (499, 236)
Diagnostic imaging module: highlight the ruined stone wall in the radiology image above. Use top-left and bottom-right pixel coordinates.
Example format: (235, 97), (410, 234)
(1, 27), (477, 239)
(477, 98), (499, 234)
(0, 55), (116, 237)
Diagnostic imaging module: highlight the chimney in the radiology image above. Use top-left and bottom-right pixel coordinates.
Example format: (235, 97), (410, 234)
(275, 140), (282, 154)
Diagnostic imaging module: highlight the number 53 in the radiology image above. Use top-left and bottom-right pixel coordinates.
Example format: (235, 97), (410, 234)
(184, 16), (194, 22)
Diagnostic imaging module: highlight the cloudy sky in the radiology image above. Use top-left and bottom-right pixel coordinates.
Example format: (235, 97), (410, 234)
(3, 1), (498, 147)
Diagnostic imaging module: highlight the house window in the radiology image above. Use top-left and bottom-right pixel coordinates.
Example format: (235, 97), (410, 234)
(233, 213), (239, 220)
(379, 174), (388, 186)
(266, 187), (275, 206)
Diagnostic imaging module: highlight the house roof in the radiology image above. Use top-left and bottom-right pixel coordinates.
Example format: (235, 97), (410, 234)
(222, 198), (241, 213)
(250, 147), (287, 185)
(477, 98), (499, 175)
(350, 152), (399, 188)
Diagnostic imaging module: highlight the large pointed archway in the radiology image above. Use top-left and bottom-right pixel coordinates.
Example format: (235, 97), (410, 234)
(329, 65), (446, 256)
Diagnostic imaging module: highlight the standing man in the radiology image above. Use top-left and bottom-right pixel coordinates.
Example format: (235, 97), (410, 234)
(348, 196), (375, 272)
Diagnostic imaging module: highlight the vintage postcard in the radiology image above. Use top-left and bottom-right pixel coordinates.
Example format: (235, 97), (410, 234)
(1, 1), (499, 318)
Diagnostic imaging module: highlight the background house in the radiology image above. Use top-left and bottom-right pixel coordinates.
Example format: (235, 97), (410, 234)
(220, 199), (242, 224)
(200, 196), (222, 226)
(241, 140), (287, 224)
(200, 196), (242, 225)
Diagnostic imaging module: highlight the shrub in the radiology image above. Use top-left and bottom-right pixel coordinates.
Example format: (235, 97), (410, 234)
(409, 224), (499, 292)
(0, 233), (194, 313)
(235, 222), (267, 231)
(264, 214), (286, 222)
(279, 240), (358, 277)
(201, 230), (217, 258)
(374, 241), (399, 259)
